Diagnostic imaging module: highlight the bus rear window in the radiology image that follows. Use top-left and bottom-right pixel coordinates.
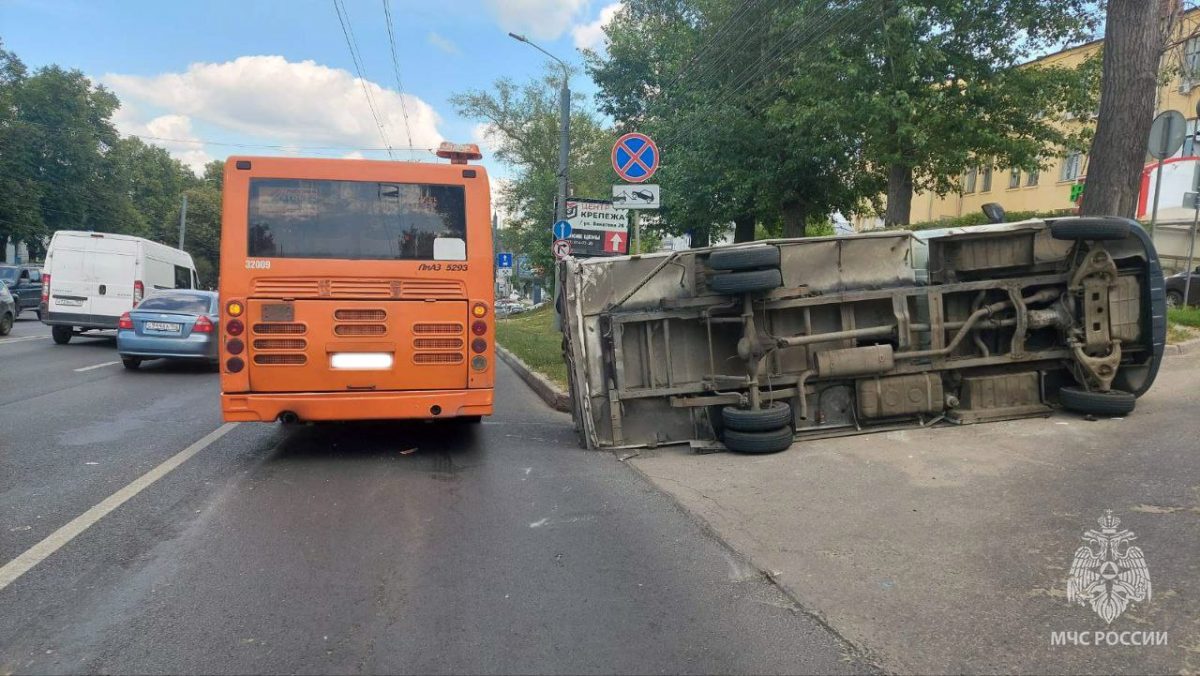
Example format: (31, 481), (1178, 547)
(247, 179), (466, 260)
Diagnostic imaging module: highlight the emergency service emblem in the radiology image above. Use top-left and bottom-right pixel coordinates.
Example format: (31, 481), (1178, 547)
(1067, 510), (1151, 624)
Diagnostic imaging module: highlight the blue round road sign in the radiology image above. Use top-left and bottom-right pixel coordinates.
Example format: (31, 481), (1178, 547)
(612, 132), (659, 183)
(552, 220), (572, 240)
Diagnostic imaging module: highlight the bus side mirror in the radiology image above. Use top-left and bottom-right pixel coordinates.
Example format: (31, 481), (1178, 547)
(981, 203), (1006, 224)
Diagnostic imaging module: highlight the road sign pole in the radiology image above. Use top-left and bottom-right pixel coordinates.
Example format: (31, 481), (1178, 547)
(1149, 156), (1165, 235)
(1185, 199), (1199, 306)
(632, 210), (640, 254)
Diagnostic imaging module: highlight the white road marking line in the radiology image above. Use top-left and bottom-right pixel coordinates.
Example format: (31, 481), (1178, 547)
(0, 422), (238, 593)
(0, 335), (49, 345)
(74, 360), (120, 372)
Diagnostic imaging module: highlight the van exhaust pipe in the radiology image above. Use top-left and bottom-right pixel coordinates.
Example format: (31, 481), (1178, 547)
(278, 411), (300, 425)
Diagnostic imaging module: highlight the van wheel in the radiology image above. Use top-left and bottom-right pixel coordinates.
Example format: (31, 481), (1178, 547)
(722, 426), (795, 454)
(0, 312), (12, 336)
(708, 245), (781, 271)
(1049, 219), (1131, 241)
(1059, 386), (1136, 416)
(122, 357), (141, 370)
(709, 269), (783, 295)
(722, 402), (793, 432)
(51, 325), (72, 344)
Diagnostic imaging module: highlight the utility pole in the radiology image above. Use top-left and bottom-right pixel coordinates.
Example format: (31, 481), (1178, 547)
(178, 193), (188, 249)
(509, 32), (569, 328)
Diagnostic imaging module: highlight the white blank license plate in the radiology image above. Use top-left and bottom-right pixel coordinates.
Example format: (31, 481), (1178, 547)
(145, 321), (181, 333)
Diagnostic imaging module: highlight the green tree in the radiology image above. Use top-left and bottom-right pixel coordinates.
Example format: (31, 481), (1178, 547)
(589, 0), (1101, 234)
(811, 0), (1101, 225)
(0, 42), (42, 261)
(451, 70), (615, 274)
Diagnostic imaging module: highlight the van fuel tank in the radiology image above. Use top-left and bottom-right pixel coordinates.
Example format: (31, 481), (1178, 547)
(856, 373), (944, 418)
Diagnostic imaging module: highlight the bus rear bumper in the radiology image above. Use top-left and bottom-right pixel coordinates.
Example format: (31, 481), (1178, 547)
(221, 389), (494, 422)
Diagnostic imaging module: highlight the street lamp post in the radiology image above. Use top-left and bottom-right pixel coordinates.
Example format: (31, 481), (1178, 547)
(509, 32), (569, 328)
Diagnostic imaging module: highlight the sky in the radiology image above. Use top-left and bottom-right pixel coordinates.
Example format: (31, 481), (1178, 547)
(0, 0), (622, 197)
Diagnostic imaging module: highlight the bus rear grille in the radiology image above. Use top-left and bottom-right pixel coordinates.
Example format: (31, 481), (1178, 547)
(399, 280), (466, 299)
(414, 337), (464, 350)
(330, 280), (393, 297)
(413, 352), (463, 365)
(252, 278), (465, 299)
(334, 324), (387, 336)
(253, 323), (307, 335)
(252, 279), (321, 296)
(253, 353), (307, 366)
(334, 308), (387, 321)
(253, 338), (307, 350)
(413, 322), (464, 334)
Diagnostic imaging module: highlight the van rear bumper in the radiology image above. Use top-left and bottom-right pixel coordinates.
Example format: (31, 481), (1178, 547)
(43, 311), (118, 329)
(221, 388), (494, 422)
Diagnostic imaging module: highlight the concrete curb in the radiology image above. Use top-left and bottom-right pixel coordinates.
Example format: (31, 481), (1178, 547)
(496, 345), (572, 412)
(1166, 334), (1200, 356)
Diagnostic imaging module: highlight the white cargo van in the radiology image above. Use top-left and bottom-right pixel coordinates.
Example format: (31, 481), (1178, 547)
(41, 231), (199, 344)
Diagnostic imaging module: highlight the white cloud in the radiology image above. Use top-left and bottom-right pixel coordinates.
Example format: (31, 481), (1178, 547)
(484, 0), (588, 41)
(572, 2), (622, 51)
(102, 55), (445, 162)
(472, 122), (499, 157)
(427, 31), (460, 56)
(111, 106), (211, 174)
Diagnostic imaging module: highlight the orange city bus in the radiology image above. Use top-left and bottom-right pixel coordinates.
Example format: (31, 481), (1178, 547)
(217, 145), (494, 424)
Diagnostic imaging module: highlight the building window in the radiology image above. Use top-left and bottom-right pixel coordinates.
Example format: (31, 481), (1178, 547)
(1184, 119), (1198, 158)
(1026, 167), (1039, 187)
(980, 165), (992, 192)
(1060, 152), (1083, 181)
(1009, 168), (1021, 189)
(1184, 37), (1200, 90)
(963, 167), (978, 193)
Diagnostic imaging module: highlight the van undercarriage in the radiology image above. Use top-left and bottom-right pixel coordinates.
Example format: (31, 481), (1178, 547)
(559, 218), (1166, 452)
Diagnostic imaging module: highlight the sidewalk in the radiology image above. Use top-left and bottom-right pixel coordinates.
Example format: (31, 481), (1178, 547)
(628, 351), (1200, 674)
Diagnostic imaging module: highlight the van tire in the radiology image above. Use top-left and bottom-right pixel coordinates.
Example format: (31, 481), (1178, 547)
(722, 426), (795, 454)
(722, 402), (793, 432)
(709, 245), (780, 271)
(709, 269), (783, 295)
(1049, 219), (1131, 241)
(52, 325), (72, 344)
(0, 312), (12, 336)
(122, 357), (141, 370)
(1059, 386), (1136, 416)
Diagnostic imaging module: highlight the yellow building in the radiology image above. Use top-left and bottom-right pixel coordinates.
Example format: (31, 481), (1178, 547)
(912, 9), (1200, 225)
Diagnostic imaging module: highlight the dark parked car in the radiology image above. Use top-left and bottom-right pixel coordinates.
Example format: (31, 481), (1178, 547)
(0, 264), (44, 318)
(0, 282), (15, 335)
(1166, 266), (1200, 308)
(116, 290), (219, 369)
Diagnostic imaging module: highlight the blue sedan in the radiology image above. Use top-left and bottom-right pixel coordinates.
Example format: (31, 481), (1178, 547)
(117, 290), (219, 370)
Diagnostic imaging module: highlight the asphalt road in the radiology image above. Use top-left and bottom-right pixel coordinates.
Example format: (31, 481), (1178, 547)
(0, 316), (866, 675)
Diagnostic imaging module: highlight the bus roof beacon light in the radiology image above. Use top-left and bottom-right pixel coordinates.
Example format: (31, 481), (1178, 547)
(436, 142), (482, 165)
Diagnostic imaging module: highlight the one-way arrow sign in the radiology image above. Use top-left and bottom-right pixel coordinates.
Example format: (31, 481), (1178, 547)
(604, 230), (626, 254)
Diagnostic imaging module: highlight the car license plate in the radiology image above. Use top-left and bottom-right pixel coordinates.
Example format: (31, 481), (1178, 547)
(55, 298), (83, 307)
(145, 321), (181, 333)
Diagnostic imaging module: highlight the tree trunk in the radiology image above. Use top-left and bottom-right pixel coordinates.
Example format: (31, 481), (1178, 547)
(1080, 0), (1168, 217)
(885, 163), (914, 227)
(782, 202), (807, 238)
(733, 214), (755, 242)
(0, 235), (8, 263)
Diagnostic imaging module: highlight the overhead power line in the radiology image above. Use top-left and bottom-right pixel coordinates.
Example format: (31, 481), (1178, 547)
(382, 0), (416, 150)
(332, 0), (396, 159)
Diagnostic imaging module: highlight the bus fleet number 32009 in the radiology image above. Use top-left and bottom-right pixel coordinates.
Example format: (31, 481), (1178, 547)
(245, 259), (272, 270)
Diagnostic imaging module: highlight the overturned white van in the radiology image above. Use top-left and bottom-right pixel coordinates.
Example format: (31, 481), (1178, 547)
(559, 217), (1166, 452)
